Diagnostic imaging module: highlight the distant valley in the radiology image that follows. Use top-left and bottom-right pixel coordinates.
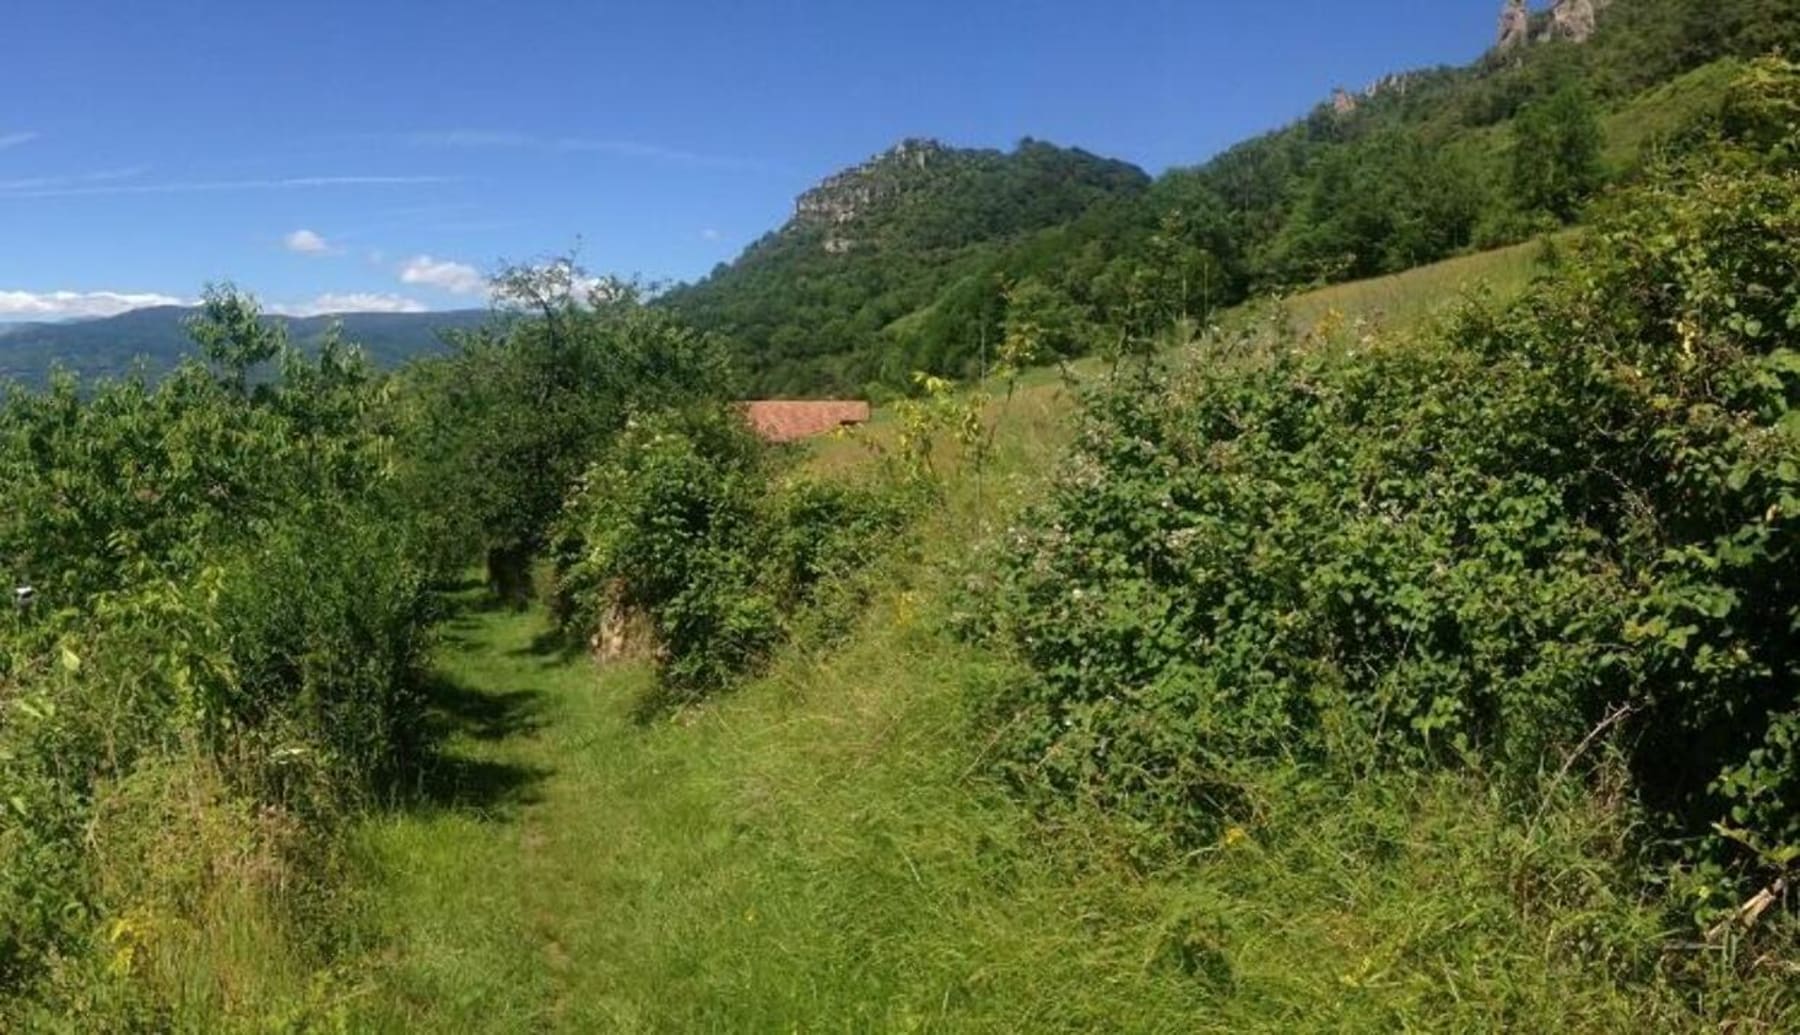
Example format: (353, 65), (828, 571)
(0, 306), (489, 387)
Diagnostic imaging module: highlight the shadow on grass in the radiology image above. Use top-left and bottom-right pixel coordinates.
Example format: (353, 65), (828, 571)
(393, 754), (550, 817)
(438, 582), (515, 617)
(507, 624), (589, 665)
(427, 673), (548, 741)
(387, 673), (551, 818)
(630, 679), (711, 728)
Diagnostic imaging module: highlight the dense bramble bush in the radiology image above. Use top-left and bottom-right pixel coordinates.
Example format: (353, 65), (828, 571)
(553, 407), (914, 708)
(976, 61), (1800, 896)
(0, 294), (434, 1016)
(1, 269), (742, 1020)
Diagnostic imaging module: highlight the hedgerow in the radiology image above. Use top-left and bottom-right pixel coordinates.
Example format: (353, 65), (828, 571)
(974, 60), (1800, 908)
(553, 406), (915, 711)
(0, 294), (435, 1022)
(1, 266), (746, 1022)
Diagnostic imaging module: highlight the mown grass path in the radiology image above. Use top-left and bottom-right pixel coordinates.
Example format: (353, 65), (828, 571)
(339, 583), (1229, 1033)
(334, 564), (1702, 1031)
(345, 588), (998, 1033)
(348, 595), (654, 1031)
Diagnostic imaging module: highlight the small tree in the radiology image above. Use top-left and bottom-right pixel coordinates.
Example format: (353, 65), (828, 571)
(1511, 83), (1605, 222)
(186, 285), (284, 393)
(999, 276), (1087, 369)
(1140, 207), (1228, 328)
(397, 259), (736, 604)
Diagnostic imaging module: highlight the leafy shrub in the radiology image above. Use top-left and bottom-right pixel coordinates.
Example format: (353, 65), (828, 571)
(208, 501), (434, 809)
(975, 60), (1800, 892)
(0, 293), (434, 1015)
(554, 407), (913, 708)
(394, 266), (735, 602)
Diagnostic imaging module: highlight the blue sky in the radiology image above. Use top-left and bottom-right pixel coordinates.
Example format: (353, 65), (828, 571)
(0, 1), (1499, 319)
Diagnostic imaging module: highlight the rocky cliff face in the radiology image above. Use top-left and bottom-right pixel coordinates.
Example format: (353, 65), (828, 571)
(1496, 0), (1611, 51)
(1498, 0), (1532, 51)
(1545, 0), (1605, 44)
(1328, 72), (1420, 118)
(794, 138), (946, 230)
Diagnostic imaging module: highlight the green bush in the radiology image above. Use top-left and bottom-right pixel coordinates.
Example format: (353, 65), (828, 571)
(209, 502), (434, 808)
(0, 293), (435, 1015)
(393, 267), (735, 602)
(554, 407), (913, 708)
(975, 61), (1800, 894)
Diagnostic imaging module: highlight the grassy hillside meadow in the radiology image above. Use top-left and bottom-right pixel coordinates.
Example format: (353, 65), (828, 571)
(670, 0), (1798, 397)
(168, 232), (1790, 1030)
(808, 235), (1553, 476)
(5, 14), (1800, 1031)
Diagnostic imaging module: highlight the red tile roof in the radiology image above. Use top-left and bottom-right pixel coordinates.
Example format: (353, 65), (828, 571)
(739, 400), (872, 444)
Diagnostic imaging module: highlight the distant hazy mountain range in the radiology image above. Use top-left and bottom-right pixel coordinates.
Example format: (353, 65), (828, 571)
(0, 306), (490, 387)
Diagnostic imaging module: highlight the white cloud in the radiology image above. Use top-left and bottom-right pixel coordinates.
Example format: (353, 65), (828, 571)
(271, 293), (429, 317)
(284, 228), (333, 255)
(81, 166), (147, 183)
(700, 228), (722, 242)
(400, 255), (486, 296)
(0, 132), (37, 151)
(0, 168), (147, 194)
(403, 129), (761, 170)
(0, 289), (186, 320)
(0, 174), (450, 200)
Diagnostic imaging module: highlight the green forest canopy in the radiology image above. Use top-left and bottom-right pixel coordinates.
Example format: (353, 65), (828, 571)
(666, 0), (1800, 397)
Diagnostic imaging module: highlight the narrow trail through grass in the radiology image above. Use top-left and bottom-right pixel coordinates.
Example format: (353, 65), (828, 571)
(351, 594), (590, 1029)
(340, 580), (1236, 1033)
(336, 576), (1691, 1033)
(348, 594), (657, 1030)
(332, 238), (1714, 1030)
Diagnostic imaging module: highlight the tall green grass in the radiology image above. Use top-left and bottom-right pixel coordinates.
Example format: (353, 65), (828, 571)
(164, 236), (1790, 1030)
(327, 532), (1787, 1031)
(1270, 237), (1546, 334)
(1602, 58), (1745, 170)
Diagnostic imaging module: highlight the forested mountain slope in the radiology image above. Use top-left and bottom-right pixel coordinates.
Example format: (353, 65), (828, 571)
(669, 0), (1800, 396)
(662, 139), (1150, 395)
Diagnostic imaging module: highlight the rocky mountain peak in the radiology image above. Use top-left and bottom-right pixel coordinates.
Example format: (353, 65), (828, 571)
(1544, 0), (1606, 44)
(790, 139), (955, 253)
(1328, 72), (1420, 118)
(1497, 0), (1612, 51)
(794, 139), (949, 230)
(1498, 0), (1532, 50)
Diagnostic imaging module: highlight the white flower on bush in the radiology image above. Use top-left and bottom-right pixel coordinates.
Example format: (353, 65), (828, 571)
(1166, 527), (1203, 554)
